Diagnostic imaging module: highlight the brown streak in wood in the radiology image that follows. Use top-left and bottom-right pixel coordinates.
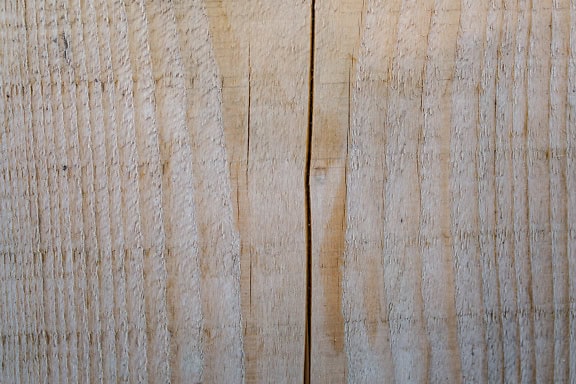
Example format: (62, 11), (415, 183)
(319, 179), (346, 353)
(247, 43), (251, 178)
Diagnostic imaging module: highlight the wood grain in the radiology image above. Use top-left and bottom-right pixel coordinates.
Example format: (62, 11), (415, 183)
(1, 0), (575, 383)
(341, 0), (576, 382)
(205, 1), (311, 381)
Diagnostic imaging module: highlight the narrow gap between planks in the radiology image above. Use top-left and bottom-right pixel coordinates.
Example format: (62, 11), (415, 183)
(304, 0), (316, 382)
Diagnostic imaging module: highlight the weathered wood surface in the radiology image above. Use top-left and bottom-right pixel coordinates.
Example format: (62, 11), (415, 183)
(1, 0), (575, 383)
(205, 1), (310, 381)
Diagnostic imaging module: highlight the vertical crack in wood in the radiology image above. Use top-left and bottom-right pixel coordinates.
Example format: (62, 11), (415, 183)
(304, 0), (316, 382)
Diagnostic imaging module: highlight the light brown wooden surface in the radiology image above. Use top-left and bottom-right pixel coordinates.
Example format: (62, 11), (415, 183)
(205, 0), (311, 381)
(1, 0), (576, 383)
(309, 1), (363, 381)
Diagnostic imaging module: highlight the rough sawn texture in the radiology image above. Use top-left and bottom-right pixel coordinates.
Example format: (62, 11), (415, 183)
(1, 0), (575, 383)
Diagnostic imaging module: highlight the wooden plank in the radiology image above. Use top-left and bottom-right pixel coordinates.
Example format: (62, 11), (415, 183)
(206, 1), (311, 381)
(340, 1), (575, 383)
(309, 0), (363, 382)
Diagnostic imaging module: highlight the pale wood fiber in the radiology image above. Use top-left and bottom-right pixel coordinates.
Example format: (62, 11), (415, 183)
(1, 0), (575, 383)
